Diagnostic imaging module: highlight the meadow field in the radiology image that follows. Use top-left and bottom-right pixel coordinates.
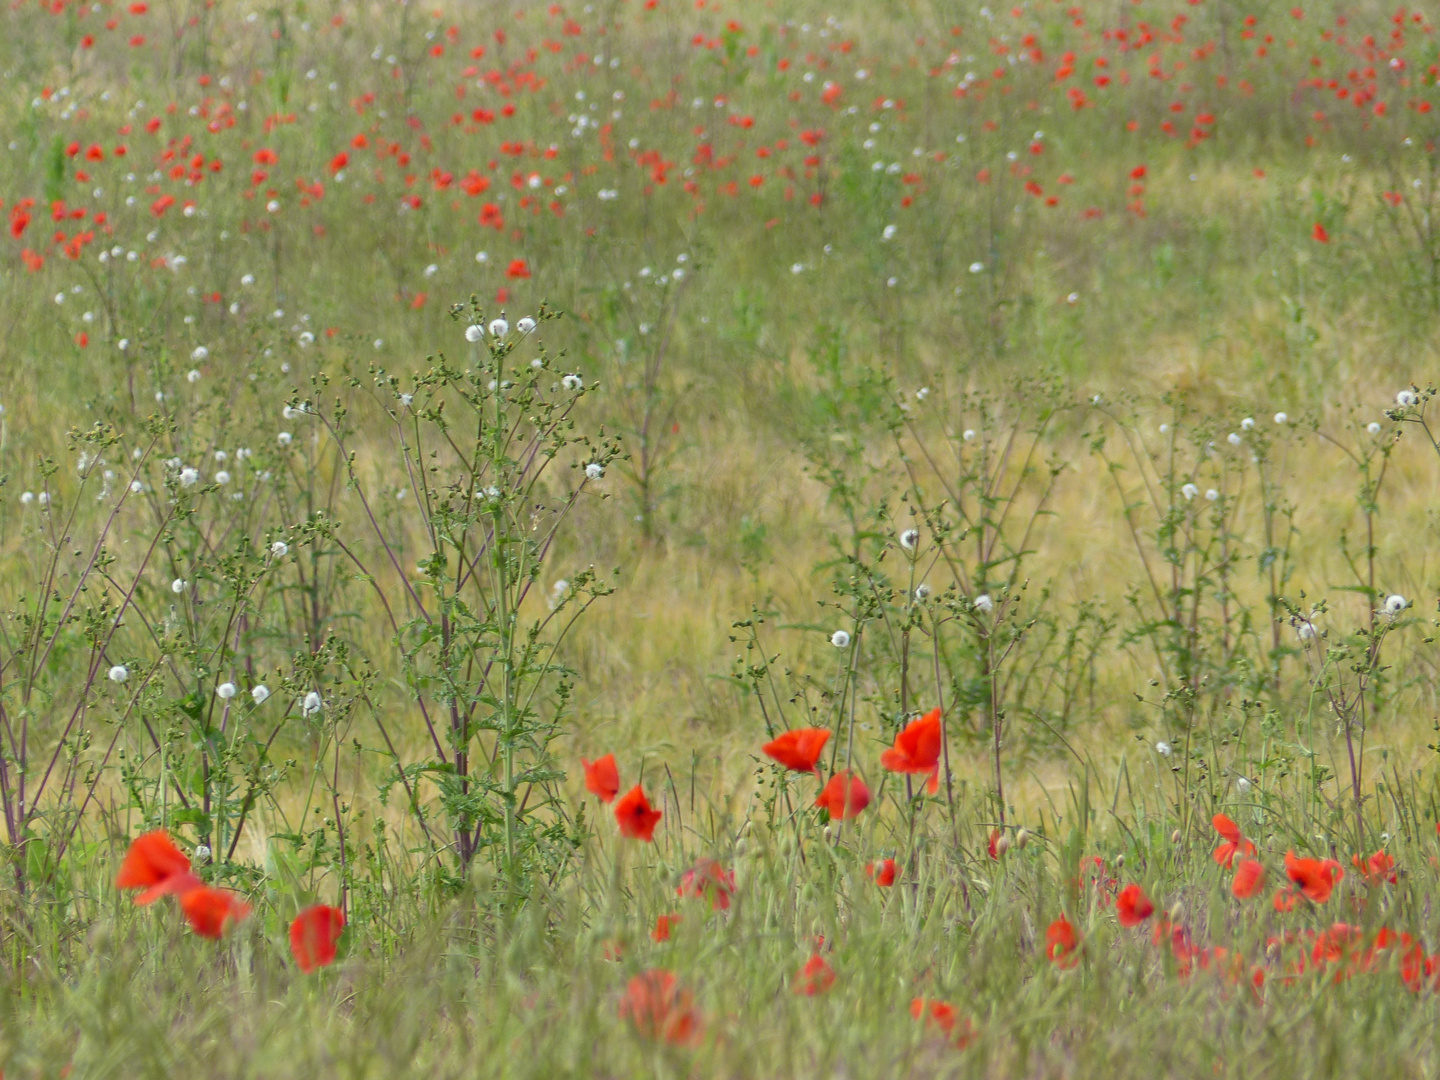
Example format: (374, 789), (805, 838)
(1, 0), (1439, 1075)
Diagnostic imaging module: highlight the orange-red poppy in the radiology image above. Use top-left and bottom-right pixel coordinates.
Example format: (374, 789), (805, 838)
(178, 886), (251, 939)
(815, 771), (870, 819)
(761, 727), (830, 773)
(651, 913), (681, 942)
(1114, 883), (1154, 927)
(1284, 850), (1343, 903)
(116, 830), (199, 905)
(290, 904), (346, 972)
(619, 969), (702, 1045)
(582, 753), (620, 802)
(910, 998), (977, 1048)
(867, 858), (897, 887)
(792, 953), (836, 996)
(880, 707), (942, 793)
(1211, 813), (1257, 869)
(1232, 858), (1266, 899)
(1046, 915), (1080, 967)
(676, 858), (735, 910)
(1352, 850), (1397, 885)
(1273, 885), (1301, 912)
(614, 785), (662, 842)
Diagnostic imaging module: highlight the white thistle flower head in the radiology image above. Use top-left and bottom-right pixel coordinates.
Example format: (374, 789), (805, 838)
(830, 630), (851, 649)
(465, 324), (483, 343)
(191, 346), (208, 361)
(585, 462), (604, 480)
(217, 682), (237, 699)
(882, 224), (897, 240)
(899, 528), (919, 551)
(130, 480), (144, 493)
(278, 432), (293, 445)
(400, 394), (413, 408)
(969, 261), (984, 273)
(1205, 488), (1219, 501)
(171, 578), (186, 594)
(1297, 621), (1317, 641)
(187, 369), (201, 384)
(1384, 594), (1407, 615)
(488, 318), (509, 338)
(252, 684), (271, 704)
(1181, 483), (1198, 501)
(193, 844), (212, 862)
(974, 593), (994, 613)
(1227, 433), (1241, 446)
(914, 583), (932, 601)
(1155, 741), (1172, 757)
(271, 541), (289, 558)
(517, 317), (537, 334)
(1274, 412), (1288, 424)
(962, 429), (976, 441)
(20, 492), (34, 505)
(302, 691), (323, 716)
(179, 467), (199, 486)
(1396, 389), (1417, 407)
(108, 664), (129, 683)
(563, 374), (584, 391)
(1159, 423), (1170, 434)
(1367, 421), (1382, 435)
(215, 470), (230, 485)
(1241, 417), (1255, 430)
(1236, 776), (1252, 794)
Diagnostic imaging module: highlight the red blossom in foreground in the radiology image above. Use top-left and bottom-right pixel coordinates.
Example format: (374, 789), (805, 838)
(1046, 915), (1080, 967)
(614, 784), (662, 842)
(290, 905), (346, 972)
(179, 886), (251, 939)
(651, 913), (681, 942)
(910, 998), (977, 1048)
(762, 727), (830, 773)
(867, 858), (897, 887)
(1312, 222), (1330, 243)
(793, 953), (836, 996)
(1352, 850), (1397, 885)
(619, 969), (702, 1045)
(116, 830), (200, 905)
(676, 859), (735, 910)
(814, 771), (869, 819)
(1233, 858), (1266, 899)
(1284, 851), (1344, 904)
(1211, 814), (1257, 869)
(505, 258), (531, 279)
(582, 753), (620, 802)
(1114, 884), (1154, 927)
(880, 707), (942, 794)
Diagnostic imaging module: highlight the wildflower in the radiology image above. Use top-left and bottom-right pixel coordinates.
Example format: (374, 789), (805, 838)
(302, 691), (323, 715)
(898, 528), (919, 551)
(1396, 389), (1417, 407)
(1155, 741), (1172, 757)
(614, 785), (662, 841)
(1236, 776), (1252, 794)
(910, 998), (977, 1048)
(278, 432), (293, 445)
(488, 318), (509, 337)
(651, 913), (681, 941)
(1272, 886), (1300, 912)
(1274, 412), (1288, 424)
(1233, 858), (1266, 899)
(794, 953), (836, 995)
(1284, 851), (1344, 903)
(973, 594), (994, 613)
(1241, 417), (1256, 430)
(465, 325), (483, 342)
(815, 771), (870, 820)
(1181, 483), (1198, 500)
(1367, 422), (1382, 435)
(585, 462), (604, 480)
(1045, 915), (1080, 967)
(677, 859), (735, 910)
(179, 886), (251, 939)
(517, 317), (537, 334)
(962, 429), (976, 441)
(1352, 850), (1397, 885)
(216, 682), (237, 699)
(108, 665), (129, 683)
(562, 374), (584, 391)
(1115, 884), (1154, 927)
(1212, 814), (1257, 868)
(179, 467), (199, 486)
(116, 830), (198, 904)
(830, 629), (851, 648)
(763, 728), (831, 773)
(867, 858), (897, 886)
(193, 845), (211, 863)
(619, 969), (701, 1045)
(191, 346), (209, 361)
(969, 261), (984, 273)
(582, 753), (620, 802)
(171, 578), (187, 594)
(881, 708), (943, 793)
(252, 684), (270, 704)
(290, 904), (346, 972)
(187, 370), (201, 384)
(1383, 594), (1406, 614)
(271, 541), (289, 558)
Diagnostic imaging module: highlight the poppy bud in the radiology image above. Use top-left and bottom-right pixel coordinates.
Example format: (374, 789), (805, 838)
(995, 833), (1011, 857)
(1114, 853), (1124, 869)
(823, 824), (834, 843)
(1168, 902), (1184, 923)
(734, 839), (748, 858)
(1171, 829), (1182, 845)
(1015, 828), (1030, 849)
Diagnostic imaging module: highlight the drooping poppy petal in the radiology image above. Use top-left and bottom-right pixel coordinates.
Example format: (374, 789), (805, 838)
(1212, 814), (1243, 844)
(762, 728), (830, 773)
(614, 785), (662, 842)
(1232, 858), (1266, 899)
(1211, 814), (1256, 868)
(289, 904), (346, 972)
(867, 858), (897, 887)
(619, 969), (702, 1045)
(1046, 915), (1080, 967)
(880, 708), (943, 776)
(676, 859), (735, 910)
(1114, 883), (1154, 927)
(792, 953), (836, 996)
(815, 771), (870, 820)
(116, 830), (192, 901)
(178, 886), (251, 939)
(582, 754), (620, 802)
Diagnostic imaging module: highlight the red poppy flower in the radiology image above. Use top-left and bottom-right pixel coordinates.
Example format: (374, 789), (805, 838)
(880, 707), (943, 793)
(1114, 883), (1154, 927)
(116, 830), (201, 905)
(1312, 222), (1330, 243)
(762, 727), (830, 773)
(910, 998), (977, 1048)
(676, 859), (735, 910)
(1272, 886), (1301, 912)
(582, 753), (620, 802)
(614, 784), (662, 842)
(986, 828), (1002, 860)
(178, 886), (251, 939)
(1352, 850), (1397, 885)
(1046, 915), (1080, 967)
(289, 904), (346, 972)
(815, 771), (869, 819)
(651, 913), (681, 942)
(619, 969), (701, 1045)
(505, 258), (531, 279)
(1211, 813), (1256, 869)
(1232, 858), (1266, 899)
(1284, 850), (1343, 903)
(793, 953), (836, 996)
(867, 858), (897, 887)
